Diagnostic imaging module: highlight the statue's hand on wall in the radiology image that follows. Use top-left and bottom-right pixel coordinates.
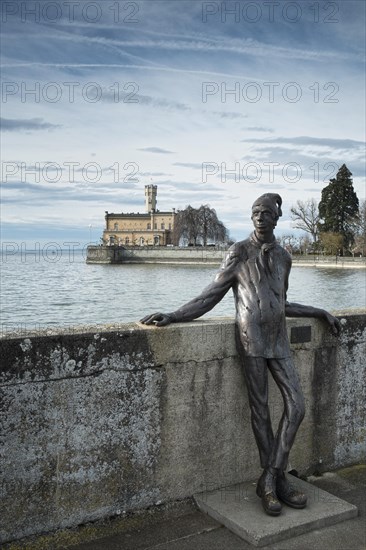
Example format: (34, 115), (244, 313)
(324, 312), (341, 336)
(139, 313), (174, 326)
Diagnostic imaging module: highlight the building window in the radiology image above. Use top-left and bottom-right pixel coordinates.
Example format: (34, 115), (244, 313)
(154, 223), (157, 230)
(147, 223), (151, 230)
(161, 223), (165, 230)
(168, 223), (172, 230)
(125, 237), (129, 245)
(114, 223), (119, 230)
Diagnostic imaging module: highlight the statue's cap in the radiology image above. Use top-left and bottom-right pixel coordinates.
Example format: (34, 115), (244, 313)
(252, 193), (282, 218)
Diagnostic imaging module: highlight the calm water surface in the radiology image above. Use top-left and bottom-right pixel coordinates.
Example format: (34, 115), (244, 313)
(1, 251), (365, 331)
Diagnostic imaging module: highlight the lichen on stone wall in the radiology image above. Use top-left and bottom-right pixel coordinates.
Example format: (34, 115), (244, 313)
(0, 328), (165, 543)
(334, 317), (366, 466)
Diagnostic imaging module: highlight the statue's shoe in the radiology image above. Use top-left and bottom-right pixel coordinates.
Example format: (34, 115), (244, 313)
(256, 471), (282, 516)
(276, 475), (307, 509)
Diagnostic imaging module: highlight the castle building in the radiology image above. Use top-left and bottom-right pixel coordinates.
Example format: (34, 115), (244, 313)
(103, 185), (176, 246)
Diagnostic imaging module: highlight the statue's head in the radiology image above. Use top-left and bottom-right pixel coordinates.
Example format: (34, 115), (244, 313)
(251, 193), (283, 230)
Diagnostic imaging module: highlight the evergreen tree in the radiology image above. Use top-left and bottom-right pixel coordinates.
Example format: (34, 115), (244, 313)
(318, 164), (359, 253)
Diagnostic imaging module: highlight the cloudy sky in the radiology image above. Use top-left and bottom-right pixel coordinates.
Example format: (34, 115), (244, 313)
(1, 0), (365, 245)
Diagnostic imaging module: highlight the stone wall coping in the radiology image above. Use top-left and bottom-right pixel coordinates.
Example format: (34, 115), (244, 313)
(1, 309), (365, 341)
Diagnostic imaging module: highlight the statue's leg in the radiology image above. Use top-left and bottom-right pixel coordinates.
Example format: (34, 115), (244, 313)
(266, 357), (307, 509)
(242, 356), (282, 515)
(266, 357), (305, 471)
(242, 356), (274, 469)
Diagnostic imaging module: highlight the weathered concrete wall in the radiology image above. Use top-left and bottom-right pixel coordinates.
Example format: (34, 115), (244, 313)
(86, 245), (126, 263)
(1, 312), (365, 543)
(86, 245), (226, 264)
(86, 246), (366, 267)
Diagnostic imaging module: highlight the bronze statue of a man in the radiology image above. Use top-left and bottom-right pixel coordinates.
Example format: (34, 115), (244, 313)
(140, 193), (340, 516)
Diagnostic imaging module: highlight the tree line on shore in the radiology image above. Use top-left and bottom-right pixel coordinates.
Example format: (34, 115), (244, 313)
(289, 164), (364, 256)
(173, 164), (364, 256)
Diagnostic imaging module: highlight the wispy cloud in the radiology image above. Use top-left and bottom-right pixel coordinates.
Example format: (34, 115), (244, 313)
(29, 30), (363, 63)
(102, 89), (190, 111)
(1, 179), (140, 205)
(139, 171), (173, 177)
(211, 111), (247, 119)
(173, 162), (203, 169)
(246, 127), (274, 133)
(239, 135), (366, 177)
(241, 136), (365, 149)
(0, 117), (61, 132)
(137, 147), (176, 154)
(0, 62), (269, 82)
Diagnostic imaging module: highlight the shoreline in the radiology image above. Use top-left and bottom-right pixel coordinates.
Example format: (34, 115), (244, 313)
(89, 260), (366, 269)
(292, 261), (366, 269)
(86, 245), (366, 269)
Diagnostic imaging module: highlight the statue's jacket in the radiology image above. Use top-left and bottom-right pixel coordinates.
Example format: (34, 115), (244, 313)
(232, 234), (292, 358)
(172, 233), (292, 359)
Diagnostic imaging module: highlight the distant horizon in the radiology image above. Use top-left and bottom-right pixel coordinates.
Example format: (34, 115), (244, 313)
(0, 223), (320, 249)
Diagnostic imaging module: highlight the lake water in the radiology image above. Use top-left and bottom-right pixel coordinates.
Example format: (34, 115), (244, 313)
(1, 250), (365, 332)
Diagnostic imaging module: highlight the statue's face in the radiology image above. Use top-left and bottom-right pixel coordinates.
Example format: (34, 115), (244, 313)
(251, 205), (276, 232)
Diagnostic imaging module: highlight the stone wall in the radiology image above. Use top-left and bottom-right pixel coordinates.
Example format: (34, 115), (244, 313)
(1, 312), (365, 543)
(86, 245), (226, 264)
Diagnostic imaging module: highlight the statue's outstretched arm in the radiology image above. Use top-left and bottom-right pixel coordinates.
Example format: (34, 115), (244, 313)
(285, 302), (341, 336)
(140, 246), (239, 326)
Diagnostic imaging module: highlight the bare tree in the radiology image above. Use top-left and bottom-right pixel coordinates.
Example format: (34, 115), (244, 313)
(198, 205), (229, 245)
(279, 234), (297, 253)
(290, 199), (320, 242)
(172, 205), (201, 245)
(298, 235), (312, 255)
(173, 204), (230, 246)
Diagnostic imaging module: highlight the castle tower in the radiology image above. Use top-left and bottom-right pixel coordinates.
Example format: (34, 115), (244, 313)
(145, 184), (157, 213)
